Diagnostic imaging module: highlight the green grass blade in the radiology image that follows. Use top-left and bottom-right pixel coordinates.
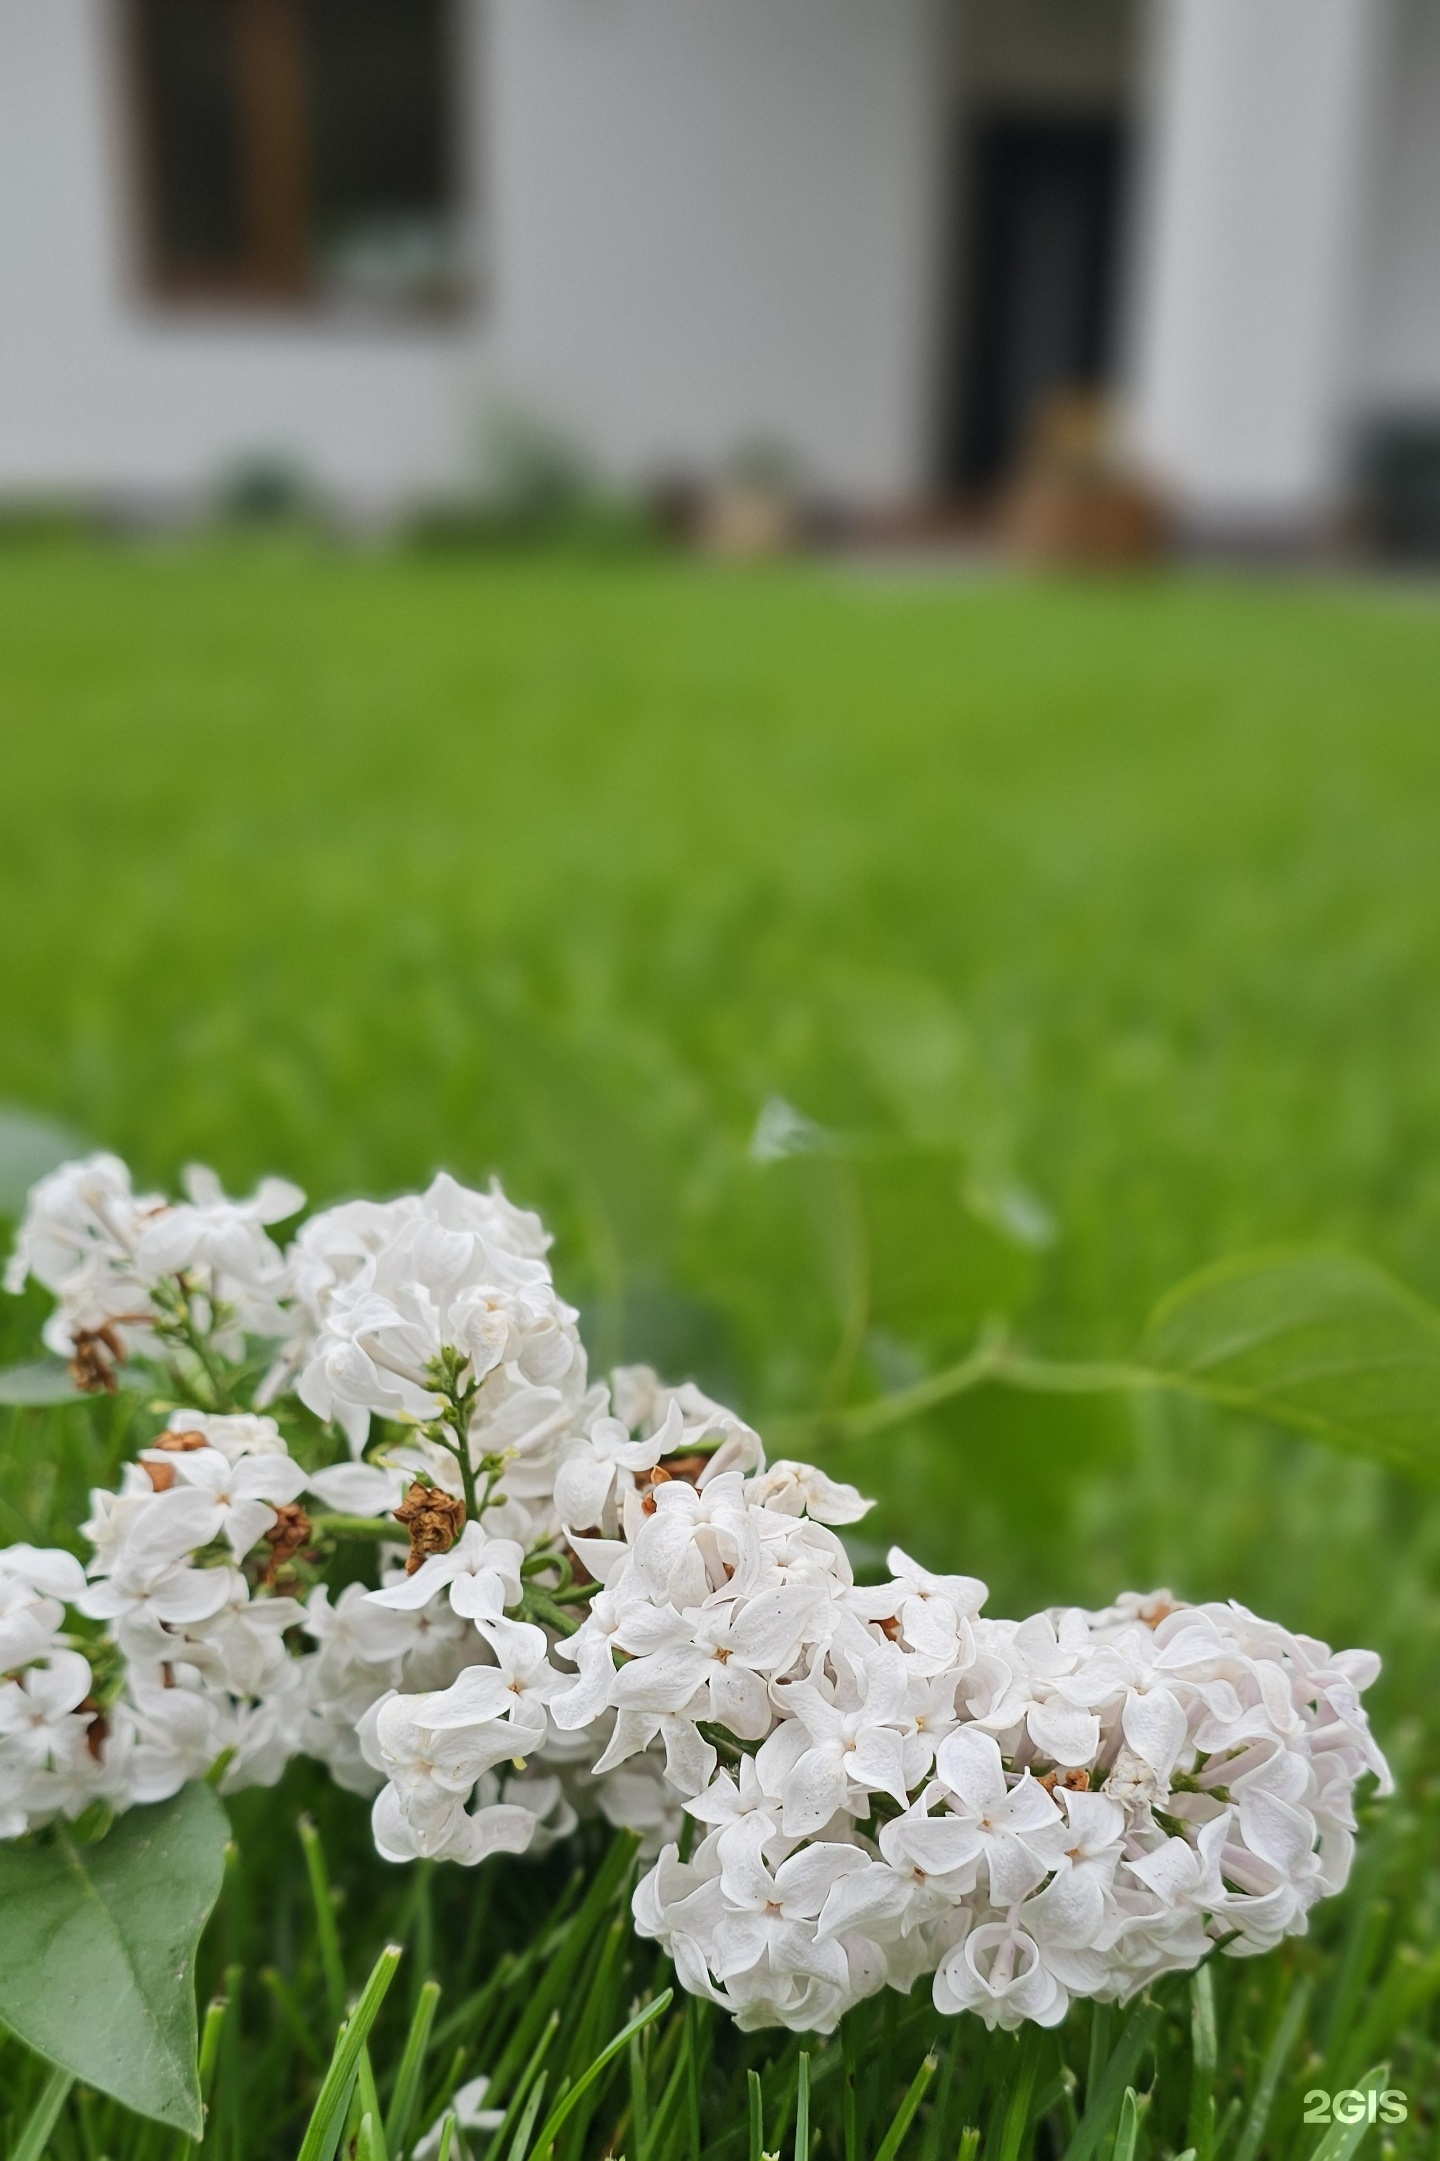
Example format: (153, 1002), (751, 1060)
(1322, 1903), (1391, 2075)
(796, 2050), (812, 2161)
(557, 1914), (628, 2159)
(631, 2024), (655, 2158)
(843, 2020), (862, 2161)
(482, 2010), (560, 2161)
(1063, 2002), (1161, 2161)
(749, 2066), (765, 2161)
(13, 2065), (75, 2161)
(507, 2072), (550, 2161)
(297, 1943), (404, 2161)
(299, 1815), (348, 2030)
(212, 1960), (245, 2156)
(996, 2030), (1044, 2161)
(685, 1996), (703, 2161)
(197, 1992), (228, 2100)
(1231, 1975), (1312, 2161)
(1188, 1967), (1216, 2161)
(359, 2047), (389, 2161)
(1306, 2066), (1390, 2161)
(166, 1992), (229, 2159)
(1110, 2090), (1138, 2161)
(1086, 2007), (1112, 2118)
(639, 2022), (690, 2161)
(430, 1955), (522, 2061)
(523, 1990), (673, 2161)
(489, 1834), (638, 2096)
(1335, 1943), (1440, 2089)
(264, 1966), (325, 2073)
(385, 1978), (440, 2159)
(1212, 2095), (1242, 2158)
(874, 2050), (937, 2161)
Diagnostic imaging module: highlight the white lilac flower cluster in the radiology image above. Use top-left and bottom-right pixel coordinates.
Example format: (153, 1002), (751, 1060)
(5, 1152), (301, 1390)
(1, 1154), (1390, 2038)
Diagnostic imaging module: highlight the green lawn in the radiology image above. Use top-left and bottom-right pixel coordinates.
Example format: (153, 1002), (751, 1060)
(2, 543), (1439, 2157)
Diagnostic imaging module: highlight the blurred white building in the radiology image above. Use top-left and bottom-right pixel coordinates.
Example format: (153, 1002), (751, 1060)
(0, 0), (1436, 538)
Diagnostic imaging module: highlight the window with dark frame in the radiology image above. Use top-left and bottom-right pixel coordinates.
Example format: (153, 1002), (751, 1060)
(127, 0), (463, 310)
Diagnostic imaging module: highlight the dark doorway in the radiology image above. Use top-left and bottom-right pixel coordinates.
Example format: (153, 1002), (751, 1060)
(941, 113), (1126, 492)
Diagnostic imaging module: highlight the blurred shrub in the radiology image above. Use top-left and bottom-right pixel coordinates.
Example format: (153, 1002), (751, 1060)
(0, 496), (100, 546)
(212, 455), (326, 530)
(407, 409), (664, 555)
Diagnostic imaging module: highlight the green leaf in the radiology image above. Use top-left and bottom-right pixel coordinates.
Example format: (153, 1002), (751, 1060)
(1140, 1248), (1440, 1480)
(0, 1783), (228, 2136)
(0, 1360), (84, 1407)
(0, 1107), (83, 1218)
(793, 1243), (1440, 1487)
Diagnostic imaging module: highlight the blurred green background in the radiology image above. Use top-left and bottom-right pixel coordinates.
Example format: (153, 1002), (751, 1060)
(2, 541), (1439, 1727)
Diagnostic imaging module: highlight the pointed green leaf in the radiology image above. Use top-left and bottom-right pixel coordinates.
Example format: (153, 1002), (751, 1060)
(0, 1108), (83, 1217)
(0, 1784), (228, 2135)
(1140, 1248), (1440, 1480)
(0, 1360), (85, 1407)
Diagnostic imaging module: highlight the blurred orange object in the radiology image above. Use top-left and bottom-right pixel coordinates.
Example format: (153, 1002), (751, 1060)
(999, 394), (1172, 569)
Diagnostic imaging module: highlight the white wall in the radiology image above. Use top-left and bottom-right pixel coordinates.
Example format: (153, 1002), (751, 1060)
(487, 0), (945, 497)
(0, 0), (946, 510)
(1126, 0), (1388, 526)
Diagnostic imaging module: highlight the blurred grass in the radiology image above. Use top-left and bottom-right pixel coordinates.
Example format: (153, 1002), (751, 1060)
(2, 540), (1439, 1663)
(3, 540), (1440, 2157)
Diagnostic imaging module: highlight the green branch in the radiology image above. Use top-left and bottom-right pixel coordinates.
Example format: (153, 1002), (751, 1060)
(309, 1513), (406, 1543)
(770, 1247), (1440, 1485)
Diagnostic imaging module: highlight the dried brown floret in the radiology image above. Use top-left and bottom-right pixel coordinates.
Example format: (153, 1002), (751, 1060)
(393, 1482), (466, 1574)
(69, 1323), (125, 1394)
(81, 1702), (111, 1762)
(1037, 1766), (1092, 1794)
(656, 1452), (710, 1485)
(263, 1501), (314, 1584)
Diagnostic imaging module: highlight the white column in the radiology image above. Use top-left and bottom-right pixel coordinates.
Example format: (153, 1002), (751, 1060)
(1125, 0), (1387, 531)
